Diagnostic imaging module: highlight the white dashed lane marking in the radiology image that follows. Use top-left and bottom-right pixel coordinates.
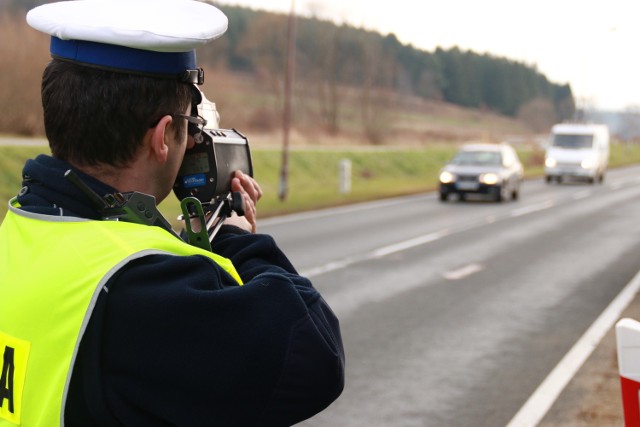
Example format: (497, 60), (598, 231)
(443, 263), (484, 280)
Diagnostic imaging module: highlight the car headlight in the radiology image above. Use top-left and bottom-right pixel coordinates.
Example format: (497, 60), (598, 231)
(581, 158), (594, 169)
(439, 171), (456, 184)
(479, 173), (499, 185)
(545, 157), (557, 168)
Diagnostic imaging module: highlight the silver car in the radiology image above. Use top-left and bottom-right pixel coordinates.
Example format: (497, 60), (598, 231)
(438, 143), (524, 202)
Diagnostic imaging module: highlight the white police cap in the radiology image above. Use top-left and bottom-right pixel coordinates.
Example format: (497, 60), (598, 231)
(26, 0), (228, 84)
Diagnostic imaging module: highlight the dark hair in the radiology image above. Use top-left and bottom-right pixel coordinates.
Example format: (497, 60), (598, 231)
(41, 59), (193, 167)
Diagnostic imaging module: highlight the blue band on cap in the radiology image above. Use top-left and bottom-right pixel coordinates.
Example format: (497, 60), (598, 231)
(50, 37), (197, 76)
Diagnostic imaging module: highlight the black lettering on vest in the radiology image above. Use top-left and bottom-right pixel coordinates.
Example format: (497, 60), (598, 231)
(0, 345), (15, 413)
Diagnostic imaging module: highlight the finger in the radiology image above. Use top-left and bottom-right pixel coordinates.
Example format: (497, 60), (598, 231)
(230, 176), (243, 194)
(231, 175), (257, 227)
(240, 172), (262, 201)
(250, 177), (263, 201)
(242, 193), (257, 232)
(236, 171), (261, 204)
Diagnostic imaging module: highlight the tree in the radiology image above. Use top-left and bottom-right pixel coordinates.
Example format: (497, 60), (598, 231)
(358, 33), (395, 144)
(517, 98), (557, 133)
(235, 13), (289, 104)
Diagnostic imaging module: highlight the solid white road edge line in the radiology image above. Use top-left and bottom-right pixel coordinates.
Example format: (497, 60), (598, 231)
(505, 268), (640, 427)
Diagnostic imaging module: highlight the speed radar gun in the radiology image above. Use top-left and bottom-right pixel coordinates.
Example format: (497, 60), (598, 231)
(173, 93), (253, 252)
(65, 92), (252, 253)
(616, 318), (640, 426)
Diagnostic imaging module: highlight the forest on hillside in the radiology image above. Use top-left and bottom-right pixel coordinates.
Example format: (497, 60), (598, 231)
(212, 5), (574, 120)
(1, 1), (575, 142)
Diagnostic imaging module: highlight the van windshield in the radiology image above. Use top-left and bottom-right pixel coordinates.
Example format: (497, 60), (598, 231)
(552, 134), (594, 149)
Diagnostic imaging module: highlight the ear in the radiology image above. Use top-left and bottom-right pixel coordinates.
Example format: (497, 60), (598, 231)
(148, 115), (172, 164)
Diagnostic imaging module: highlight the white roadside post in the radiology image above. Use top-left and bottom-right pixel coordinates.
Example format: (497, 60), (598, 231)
(338, 158), (352, 194)
(616, 318), (640, 426)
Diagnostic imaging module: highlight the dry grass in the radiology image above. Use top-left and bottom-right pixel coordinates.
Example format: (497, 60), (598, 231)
(0, 10), (49, 136)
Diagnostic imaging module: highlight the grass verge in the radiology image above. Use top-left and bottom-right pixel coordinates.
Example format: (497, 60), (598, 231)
(2, 143), (640, 227)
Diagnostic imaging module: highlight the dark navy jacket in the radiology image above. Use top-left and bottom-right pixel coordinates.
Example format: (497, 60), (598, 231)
(15, 155), (345, 426)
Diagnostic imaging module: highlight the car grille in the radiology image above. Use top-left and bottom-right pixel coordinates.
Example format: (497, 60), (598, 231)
(457, 174), (479, 182)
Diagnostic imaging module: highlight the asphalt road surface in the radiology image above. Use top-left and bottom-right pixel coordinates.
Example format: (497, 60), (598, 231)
(259, 166), (640, 427)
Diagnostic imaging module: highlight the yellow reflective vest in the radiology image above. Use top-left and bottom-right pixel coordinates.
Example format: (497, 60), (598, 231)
(0, 199), (241, 426)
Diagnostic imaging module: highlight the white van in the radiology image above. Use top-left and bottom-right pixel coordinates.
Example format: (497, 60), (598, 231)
(544, 123), (610, 184)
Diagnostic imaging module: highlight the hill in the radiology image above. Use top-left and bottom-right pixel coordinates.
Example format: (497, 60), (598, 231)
(0, 3), (558, 145)
(203, 69), (537, 148)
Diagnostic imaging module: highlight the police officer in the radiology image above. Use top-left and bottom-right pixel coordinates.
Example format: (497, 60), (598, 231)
(0, 1), (345, 425)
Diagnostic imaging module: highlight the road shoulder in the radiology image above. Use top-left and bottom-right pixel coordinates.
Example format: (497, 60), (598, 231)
(537, 293), (640, 426)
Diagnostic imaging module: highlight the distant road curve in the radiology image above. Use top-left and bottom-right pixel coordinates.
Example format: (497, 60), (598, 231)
(0, 136), (48, 146)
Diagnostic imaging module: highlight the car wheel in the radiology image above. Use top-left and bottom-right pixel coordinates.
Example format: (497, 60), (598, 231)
(545, 175), (552, 184)
(439, 192), (448, 202)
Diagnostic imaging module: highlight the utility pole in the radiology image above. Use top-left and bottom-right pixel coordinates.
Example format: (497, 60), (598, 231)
(278, 0), (296, 201)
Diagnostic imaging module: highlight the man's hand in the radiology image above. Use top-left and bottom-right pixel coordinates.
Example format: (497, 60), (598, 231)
(225, 170), (263, 233)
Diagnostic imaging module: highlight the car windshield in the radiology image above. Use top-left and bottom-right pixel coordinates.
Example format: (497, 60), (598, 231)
(451, 151), (502, 166)
(552, 134), (594, 149)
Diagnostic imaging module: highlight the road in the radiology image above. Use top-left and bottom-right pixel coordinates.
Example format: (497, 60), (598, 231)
(258, 166), (640, 427)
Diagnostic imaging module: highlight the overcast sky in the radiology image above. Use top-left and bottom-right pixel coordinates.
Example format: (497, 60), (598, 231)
(219, 0), (640, 112)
